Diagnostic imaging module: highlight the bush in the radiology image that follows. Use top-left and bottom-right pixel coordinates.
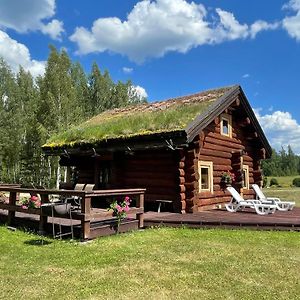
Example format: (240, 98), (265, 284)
(262, 177), (268, 188)
(292, 177), (300, 187)
(270, 178), (278, 186)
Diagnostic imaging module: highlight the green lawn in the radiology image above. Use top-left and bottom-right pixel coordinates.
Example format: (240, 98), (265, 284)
(0, 227), (299, 300)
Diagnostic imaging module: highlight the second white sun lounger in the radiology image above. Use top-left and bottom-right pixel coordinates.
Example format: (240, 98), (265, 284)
(252, 184), (295, 211)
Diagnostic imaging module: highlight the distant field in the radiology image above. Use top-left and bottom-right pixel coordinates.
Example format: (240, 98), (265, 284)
(262, 176), (300, 207)
(263, 187), (300, 207)
(265, 175), (300, 187)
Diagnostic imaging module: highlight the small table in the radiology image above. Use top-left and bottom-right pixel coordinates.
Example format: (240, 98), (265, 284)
(156, 200), (173, 213)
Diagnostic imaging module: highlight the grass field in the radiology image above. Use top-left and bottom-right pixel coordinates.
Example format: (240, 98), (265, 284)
(263, 187), (300, 207)
(262, 176), (300, 207)
(0, 226), (299, 300)
(265, 176), (300, 188)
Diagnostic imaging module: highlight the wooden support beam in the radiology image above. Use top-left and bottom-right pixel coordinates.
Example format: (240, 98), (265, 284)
(81, 195), (91, 241)
(7, 192), (16, 226)
(136, 193), (144, 228)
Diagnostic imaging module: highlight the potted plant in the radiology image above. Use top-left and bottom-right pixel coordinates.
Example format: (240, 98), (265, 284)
(221, 170), (235, 186)
(108, 196), (131, 233)
(19, 195), (41, 209)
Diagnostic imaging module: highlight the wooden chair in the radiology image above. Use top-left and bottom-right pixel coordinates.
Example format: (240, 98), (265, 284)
(66, 183), (95, 210)
(252, 184), (295, 211)
(226, 186), (277, 215)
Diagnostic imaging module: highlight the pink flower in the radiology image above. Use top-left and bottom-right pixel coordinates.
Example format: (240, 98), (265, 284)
(31, 196), (38, 202)
(125, 196), (131, 204)
(21, 205), (27, 210)
(124, 205), (129, 212)
(116, 204), (123, 213)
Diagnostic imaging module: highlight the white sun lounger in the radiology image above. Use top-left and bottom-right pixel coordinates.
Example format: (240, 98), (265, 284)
(225, 186), (277, 215)
(252, 184), (295, 211)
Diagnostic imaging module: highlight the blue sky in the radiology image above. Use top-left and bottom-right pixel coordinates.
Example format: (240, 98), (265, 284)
(1, 0), (300, 152)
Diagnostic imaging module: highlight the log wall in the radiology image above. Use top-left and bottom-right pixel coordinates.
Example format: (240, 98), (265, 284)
(184, 96), (266, 212)
(115, 150), (181, 212)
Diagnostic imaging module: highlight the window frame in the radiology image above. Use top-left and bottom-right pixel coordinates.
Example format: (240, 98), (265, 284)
(220, 113), (232, 138)
(198, 161), (214, 193)
(242, 164), (250, 190)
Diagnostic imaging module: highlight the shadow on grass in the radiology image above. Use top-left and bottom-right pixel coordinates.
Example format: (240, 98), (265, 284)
(24, 239), (52, 246)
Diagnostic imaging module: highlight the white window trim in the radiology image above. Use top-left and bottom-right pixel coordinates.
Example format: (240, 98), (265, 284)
(198, 161), (213, 193)
(220, 113), (232, 138)
(242, 165), (249, 189)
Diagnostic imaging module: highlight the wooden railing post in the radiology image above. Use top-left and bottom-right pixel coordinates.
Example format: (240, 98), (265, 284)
(81, 194), (91, 241)
(39, 194), (49, 234)
(136, 193), (144, 228)
(7, 192), (17, 226)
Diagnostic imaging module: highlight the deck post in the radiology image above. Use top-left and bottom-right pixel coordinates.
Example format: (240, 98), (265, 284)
(39, 194), (49, 234)
(7, 191), (17, 226)
(81, 194), (91, 241)
(136, 193), (144, 228)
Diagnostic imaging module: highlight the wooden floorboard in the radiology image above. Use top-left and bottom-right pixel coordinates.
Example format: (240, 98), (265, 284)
(144, 207), (300, 230)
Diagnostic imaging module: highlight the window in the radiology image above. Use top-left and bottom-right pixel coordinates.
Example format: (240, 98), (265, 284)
(242, 165), (249, 189)
(198, 161), (213, 193)
(221, 113), (232, 137)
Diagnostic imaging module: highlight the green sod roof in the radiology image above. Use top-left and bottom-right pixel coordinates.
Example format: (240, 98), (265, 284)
(44, 86), (233, 148)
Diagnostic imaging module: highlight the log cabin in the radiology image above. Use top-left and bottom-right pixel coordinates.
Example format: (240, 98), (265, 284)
(42, 85), (271, 213)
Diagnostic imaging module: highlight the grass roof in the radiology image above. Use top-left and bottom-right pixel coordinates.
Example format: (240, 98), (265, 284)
(44, 86), (232, 148)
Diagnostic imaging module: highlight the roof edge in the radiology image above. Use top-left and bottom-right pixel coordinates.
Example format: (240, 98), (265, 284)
(185, 85), (272, 158)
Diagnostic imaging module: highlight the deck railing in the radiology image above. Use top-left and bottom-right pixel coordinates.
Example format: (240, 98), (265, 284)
(0, 186), (145, 240)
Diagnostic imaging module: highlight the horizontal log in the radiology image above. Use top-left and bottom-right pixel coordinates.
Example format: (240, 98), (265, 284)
(179, 177), (185, 184)
(145, 194), (175, 202)
(124, 171), (176, 180)
(203, 142), (238, 154)
(198, 155), (231, 165)
(178, 169), (185, 177)
(124, 178), (175, 188)
(180, 193), (186, 201)
(144, 187), (177, 195)
(243, 155), (253, 162)
(198, 196), (232, 206)
(213, 164), (232, 172)
(200, 148), (232, 159)
(207, 132), (242, 144)
(125, 160), (175, 168)
(179, 185), (186, 193)
(205, 136), (245, 151)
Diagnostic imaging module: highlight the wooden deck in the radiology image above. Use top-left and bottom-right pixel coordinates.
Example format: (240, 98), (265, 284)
(144, 208), (300, 231)
(1, 207), (299, 239)
(0, 186), (145, 240)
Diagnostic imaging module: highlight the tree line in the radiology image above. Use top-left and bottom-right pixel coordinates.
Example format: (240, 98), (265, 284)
(0, 46), (146, 187)
(262, 146), (300, 177)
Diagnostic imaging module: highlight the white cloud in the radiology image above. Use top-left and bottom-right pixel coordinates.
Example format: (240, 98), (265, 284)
(255, 109), (300, 154)
(250, 20), (279, 38)
(215, 9), (248, 40)
(40, 19), (64, 41)
(283, 0), (300, 41)
(70, 0), (276, 63)
(132, 85), (148, 99)
(123, 67), (133, 74)
(0, 0), (64, 40)
(242, 73), (250, 78)
(0, 30), (45, 77)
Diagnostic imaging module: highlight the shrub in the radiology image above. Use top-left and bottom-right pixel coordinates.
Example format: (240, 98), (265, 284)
(262, 177), (268, 188)
(270, 178), (279, 187)
(292, 177), (300, 187)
